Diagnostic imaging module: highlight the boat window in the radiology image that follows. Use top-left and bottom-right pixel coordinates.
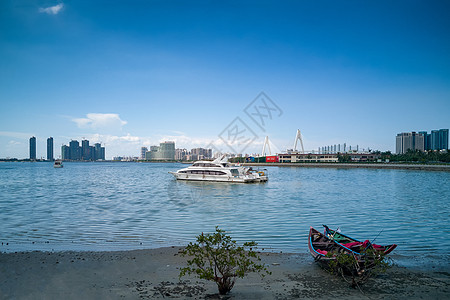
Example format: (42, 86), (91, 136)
(187, 170), (226, 175)
(230, 169), (239, 176)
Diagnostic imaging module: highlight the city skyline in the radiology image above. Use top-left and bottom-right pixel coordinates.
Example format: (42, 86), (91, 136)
(1, 1), (449, 159)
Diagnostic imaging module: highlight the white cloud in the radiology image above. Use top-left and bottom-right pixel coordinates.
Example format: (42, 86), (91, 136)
(71, 132), (283, 159)
(72, 113), (127, 130)
(39, 3), (64, 15)
(0, 131), (34, 139)
(80, 133), (146, 159)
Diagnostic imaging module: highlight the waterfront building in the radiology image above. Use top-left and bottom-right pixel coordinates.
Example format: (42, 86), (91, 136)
(69, 140), (81, 160)
(82, 140), (91, 160)
(140, 147), (148, 160)
(441, 129), (449, 150)
(89, 146), (95, 159)
(29, 136), (36, 160)
(60, 139), (105, 161)
(279, 153), (339, 163)
(94, 143), (105, 160)
(191, 148), (212, 160)
(47, 137), (54, 161)
(113, 156), (138, 161)
(278, 152), (380, 163)
(419, 131), (430, 150)
(396, 132), (424, 154)
(175, 148), (189, 160)
(431, 129), (449, 150)
(400, 129), (449, 152)
(145, 141), (175, 160)
(61, 145), (70, 160)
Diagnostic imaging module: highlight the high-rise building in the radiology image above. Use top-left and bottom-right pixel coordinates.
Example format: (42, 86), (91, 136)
(89, 146), (95, 159)
(432, 129), (449, 150)
(440, 129), (449, 150)
(419, 131), (430, 150)
(430, 130), (440, 150)
(47, 137), (54, 161)
(175, 148), (189, 160)
(191, 148), (212, 160)
(140, 147), (148, 159)
(61, 145), (70, 160)
(145, 141), (175, 160)
(395, 132), (424, 154)
(29, 136), (36, 160)
(69, 140), (81, 160)
(81, 140), (90, 160)
(397, 129), (448, 153)
(93, 143), (105, 160)
(60, 139), (105, 161)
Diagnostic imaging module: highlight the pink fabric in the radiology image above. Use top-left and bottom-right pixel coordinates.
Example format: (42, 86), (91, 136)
(342, 240), (385, 250)
(316, 249), (328, 255)
(342, 242), (362, 248)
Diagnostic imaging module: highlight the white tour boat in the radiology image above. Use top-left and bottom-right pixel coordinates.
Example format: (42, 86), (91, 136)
(53, 160), (63, 168)
(169, 156), (268, 183)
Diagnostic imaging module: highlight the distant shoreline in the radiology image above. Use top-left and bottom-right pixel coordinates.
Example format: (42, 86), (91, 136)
(244, 162), (450, 171)
(2, 160), (449, 171)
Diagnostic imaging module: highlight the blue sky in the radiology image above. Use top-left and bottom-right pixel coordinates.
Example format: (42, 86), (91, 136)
(1, 0), (449, 159)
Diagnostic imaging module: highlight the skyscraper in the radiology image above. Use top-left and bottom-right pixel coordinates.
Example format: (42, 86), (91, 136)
(145, 141), (175, 160)
(82, 139), (90, 160)
(395, 132), (424, 154)
(430, 130), (440, 150)
(60, 139), (105, 161)
(61, 145), (70, 160)
(69, 140), (81, 160)
(397, 129), (448, 153)
(93, 143), (105, 160)
(422, 129), (448, 151)
(140, 147), (148, 159)
(439, 129), (449, 150)
(29, 136), (36, 160)
(47, 137), (54, 161)
(419, 131), (429, 150)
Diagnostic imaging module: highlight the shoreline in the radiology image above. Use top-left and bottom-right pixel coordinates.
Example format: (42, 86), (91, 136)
(1, 247), (448, 299)
(244, 162), (450, 171)
(2, 160), (450, 171)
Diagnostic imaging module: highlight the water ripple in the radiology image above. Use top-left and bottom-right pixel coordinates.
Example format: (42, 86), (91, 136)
(0, 162), (449, 260)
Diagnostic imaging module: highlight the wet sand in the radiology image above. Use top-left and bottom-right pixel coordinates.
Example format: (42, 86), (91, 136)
(1, 247), (449, 299)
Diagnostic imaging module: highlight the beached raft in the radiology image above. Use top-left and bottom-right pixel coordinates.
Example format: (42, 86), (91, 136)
(308, 226), (397, 274)
(322, 225), (397, 255)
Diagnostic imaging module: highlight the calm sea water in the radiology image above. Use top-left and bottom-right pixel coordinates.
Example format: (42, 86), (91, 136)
(1, 162), (449, 266)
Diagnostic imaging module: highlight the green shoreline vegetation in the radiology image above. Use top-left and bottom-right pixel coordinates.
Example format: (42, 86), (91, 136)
(230, 149), (450, 164)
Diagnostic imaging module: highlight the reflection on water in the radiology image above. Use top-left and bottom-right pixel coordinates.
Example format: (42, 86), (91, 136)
(0, 162), (449, 262)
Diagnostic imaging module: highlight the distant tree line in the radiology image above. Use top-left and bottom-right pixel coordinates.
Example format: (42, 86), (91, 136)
(379, 149), (450, 163)
(230, 150), (450, 164)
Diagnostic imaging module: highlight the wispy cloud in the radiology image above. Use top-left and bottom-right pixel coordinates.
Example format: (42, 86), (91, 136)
(39, 3), (64, 15)
(72, 113), (127, 130)
(82, 133), (148, 158)
(8, 140), (23, 146)
(0, 131), (34, 139)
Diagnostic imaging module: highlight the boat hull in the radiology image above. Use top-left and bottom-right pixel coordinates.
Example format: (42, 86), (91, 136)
(169, 172), (258, 183)
(323, 225), (397, 255)
(309, 226), (397, 275)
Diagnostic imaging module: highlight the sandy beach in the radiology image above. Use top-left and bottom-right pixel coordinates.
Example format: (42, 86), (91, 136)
(1, 247), (449, 299)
